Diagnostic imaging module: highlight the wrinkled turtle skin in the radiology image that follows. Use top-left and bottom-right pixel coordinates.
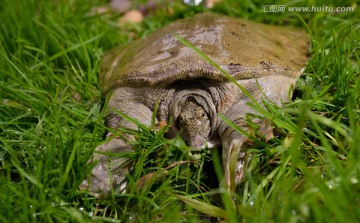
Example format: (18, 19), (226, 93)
(80, 13), (309, 198)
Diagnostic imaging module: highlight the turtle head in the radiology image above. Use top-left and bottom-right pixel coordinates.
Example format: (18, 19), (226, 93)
(177, 100), (211, 149)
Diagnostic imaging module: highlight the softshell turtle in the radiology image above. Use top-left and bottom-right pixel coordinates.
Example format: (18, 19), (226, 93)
(80, 13), (309, 198)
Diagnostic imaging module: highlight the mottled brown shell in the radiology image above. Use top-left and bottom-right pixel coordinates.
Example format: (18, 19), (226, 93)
(100, 13), (309, 94)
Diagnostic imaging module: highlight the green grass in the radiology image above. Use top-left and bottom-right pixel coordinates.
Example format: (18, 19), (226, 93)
(1, 0), (359, 222)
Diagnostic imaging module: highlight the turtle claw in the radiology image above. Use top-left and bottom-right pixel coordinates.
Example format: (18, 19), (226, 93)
(79, 162), (126, 198)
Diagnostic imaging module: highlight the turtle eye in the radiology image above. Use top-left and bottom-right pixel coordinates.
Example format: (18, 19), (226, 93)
(197, 111), (206, 118)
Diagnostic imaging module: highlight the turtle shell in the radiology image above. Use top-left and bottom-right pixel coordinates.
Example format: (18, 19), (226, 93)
(99, 13), (309, 94)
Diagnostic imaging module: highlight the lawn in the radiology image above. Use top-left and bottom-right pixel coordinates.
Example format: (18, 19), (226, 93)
(0, 0), (359, 222)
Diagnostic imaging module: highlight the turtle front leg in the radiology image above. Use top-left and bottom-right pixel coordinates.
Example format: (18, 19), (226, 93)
(219, 101), (273, 192)
(219, 116), (249, 192)
(80, 88), (156, 198)
(79, 137), (133, 198)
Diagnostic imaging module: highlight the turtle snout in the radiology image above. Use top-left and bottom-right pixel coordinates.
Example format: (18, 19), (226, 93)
(189, 134), (207, 150)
